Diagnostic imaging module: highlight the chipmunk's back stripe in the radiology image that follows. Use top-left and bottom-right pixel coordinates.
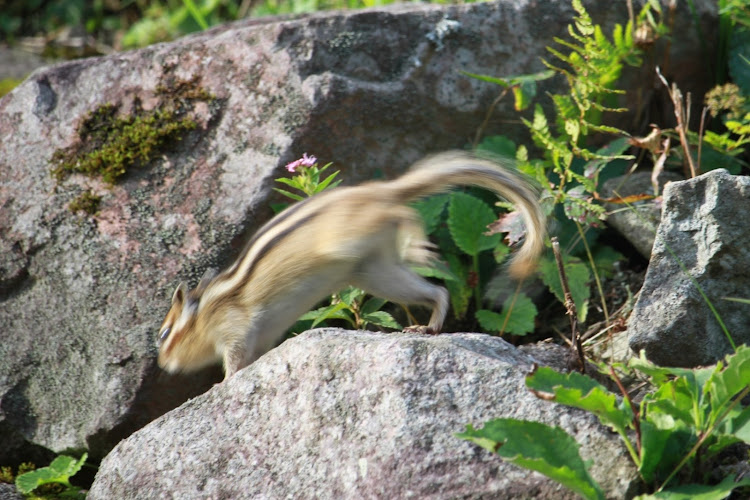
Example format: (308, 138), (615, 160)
(240, 211), (318, 282)
(227, 195), (317, 275)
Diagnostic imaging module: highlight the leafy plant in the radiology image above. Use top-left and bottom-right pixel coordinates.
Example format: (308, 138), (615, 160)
(410, 178), (537, 337)
(459, 0), (671, 333)
(274, 154), (400, 332)
(14, 453), (87, 498)
(273, 153), (341, 201)
(298, 286), (402, 331)
(459, 346), (750, 499)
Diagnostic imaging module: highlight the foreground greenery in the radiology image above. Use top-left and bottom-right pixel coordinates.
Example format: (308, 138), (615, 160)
(459, 346), (750, 499)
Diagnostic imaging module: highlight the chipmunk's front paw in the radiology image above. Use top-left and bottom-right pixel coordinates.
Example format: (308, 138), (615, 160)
(403, 325), (438, 335)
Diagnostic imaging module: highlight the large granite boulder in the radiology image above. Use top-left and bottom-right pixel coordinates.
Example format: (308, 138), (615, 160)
(88, 329), (639, 499)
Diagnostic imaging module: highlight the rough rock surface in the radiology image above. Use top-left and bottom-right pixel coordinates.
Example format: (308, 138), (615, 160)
(601, 171), (683, 258)
(88, 329), (639, 499)
(628, 169), (750, 367)
(0, 0), (718, 463)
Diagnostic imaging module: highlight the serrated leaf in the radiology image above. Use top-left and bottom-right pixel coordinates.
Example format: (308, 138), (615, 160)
(412, 194), (449, 235)
(525, 366), (633, 435)
(476, 135), (517, 159)
(635, 474), (750, 500)
(444, 253), (471, 318)
(539, 255), (591, 322)
(362, 311), (402, 330)
(298, 302), (352, 328)
(457, 419), (605, 500)
(476, 292), (537, 336)
(447, 192), (501, 257)
(339, 287), (365, 307)
(486, 211), (527, 247)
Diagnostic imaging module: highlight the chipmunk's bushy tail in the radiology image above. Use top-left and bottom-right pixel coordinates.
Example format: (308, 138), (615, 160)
(388, 151), (546, 278)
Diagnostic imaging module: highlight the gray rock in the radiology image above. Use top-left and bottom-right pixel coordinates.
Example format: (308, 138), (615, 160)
(88, 329), (639, 499)
(0, 484), (23, 500)
(0, 0), (718, 463)
(628, 169), (750, 367)
(601, 171), (683, 258)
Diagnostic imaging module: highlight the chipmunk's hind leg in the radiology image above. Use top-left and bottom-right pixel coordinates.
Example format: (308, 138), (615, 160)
(352, 258), (449, 334)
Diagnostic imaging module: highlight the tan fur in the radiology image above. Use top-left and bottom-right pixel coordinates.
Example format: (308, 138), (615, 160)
(157, 151), (546, 380)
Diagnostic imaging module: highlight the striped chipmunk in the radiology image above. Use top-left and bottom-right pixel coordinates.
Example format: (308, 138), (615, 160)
(157, 151), (546, 380)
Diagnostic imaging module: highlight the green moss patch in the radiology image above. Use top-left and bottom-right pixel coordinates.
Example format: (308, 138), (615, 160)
(51, 102), (197, 185)
(51, 74), (217, 214)
(68, 191), (102, 215)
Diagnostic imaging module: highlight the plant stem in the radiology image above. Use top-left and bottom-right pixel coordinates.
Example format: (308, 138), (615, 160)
(609, 366), (642, 457)
(575, 221), (610, 326)
(551, 237), (586, 373)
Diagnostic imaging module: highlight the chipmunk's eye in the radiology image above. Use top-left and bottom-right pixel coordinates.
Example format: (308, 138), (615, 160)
(159, 327), (171, 342)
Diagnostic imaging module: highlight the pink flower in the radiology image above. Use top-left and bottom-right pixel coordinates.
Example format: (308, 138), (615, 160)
(285, 153), (317, 172)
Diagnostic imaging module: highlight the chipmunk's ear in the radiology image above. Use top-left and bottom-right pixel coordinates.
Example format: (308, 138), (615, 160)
(172, 282), (188, 306)
(195, 267), (218, 294)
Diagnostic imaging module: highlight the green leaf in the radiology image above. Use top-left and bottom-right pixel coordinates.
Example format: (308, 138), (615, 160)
(314, 170), (342, 192)
(639, 418), (696, 484)
(716, 404), (750, 444)
(457, 419), (605, 500)
(361, 297), (387, 315)
(447, 192), (501, 257)
(272, 187), (305, 202)
(412, 259), (459, 282)
(705, 345), (750, 420)
(635, 474), (750, 500)
(444, 253), (471, 318)
(298, 302), (351, 328)
(589, 245), (625, 279)
(539, 255), (591, 322)
(460, 71), (512, 88)
(511, 71), (555, 111)
(476, 135), (517, 160)
(412, 194), (450, 235)
(362, 311), (402, 330)
(493, 242), (510, 264)
(16, 453), (87, 494)
(525, 366), (633, 437)
(476, 292), (537, 336)
(338, 287), (365, 307)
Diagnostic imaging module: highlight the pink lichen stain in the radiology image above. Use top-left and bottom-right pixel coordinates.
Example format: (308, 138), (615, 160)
(178, 218), (203, 256)
(94, 185), (142, 264)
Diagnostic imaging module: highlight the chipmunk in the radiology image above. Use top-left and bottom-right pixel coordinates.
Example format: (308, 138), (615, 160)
(157, 151), (546, 379)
